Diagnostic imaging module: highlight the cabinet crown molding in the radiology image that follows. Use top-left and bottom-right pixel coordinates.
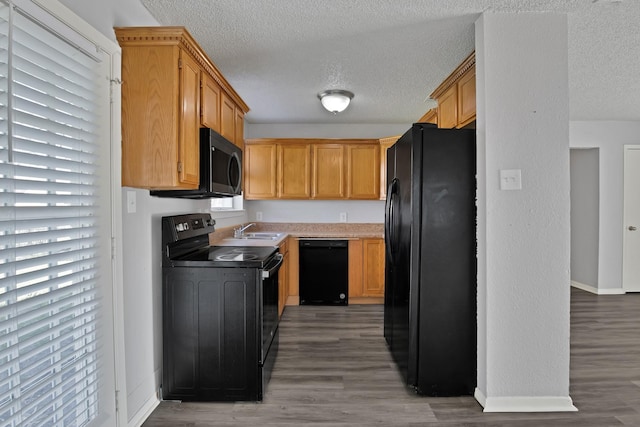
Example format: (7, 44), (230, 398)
(429, 51), (476, 100)
(114, 26), (249, 113)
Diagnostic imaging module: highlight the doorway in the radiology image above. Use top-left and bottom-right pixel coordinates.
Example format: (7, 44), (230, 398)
(622, 145), (640, 292)
(569, 148), (600, 292)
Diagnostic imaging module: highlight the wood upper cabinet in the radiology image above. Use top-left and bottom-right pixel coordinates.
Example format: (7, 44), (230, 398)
(178, 50), (201, 187)
(117, 37), (199, 189)
(379, 136), (399, 200)
(244, 142), (277, 199)
(346, 144), (380, 199)
(200, 72), (221, 132)
(457, 65), (476, 127)
(245, 139), (380, 200)
(278, 144), (311, 198)
(437, 84), (459, 129)
(429, 51), (476, 129)
(115, 26), (249, 190)
(312, 144), (345, 198)
(220, 91), (236, 144)
(235, 109), (245, 151)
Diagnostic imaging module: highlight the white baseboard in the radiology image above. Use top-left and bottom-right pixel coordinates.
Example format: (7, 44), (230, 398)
(571, 280), (625, 295)
(128, 395), (160, 427)
(475, 388), (578, 412)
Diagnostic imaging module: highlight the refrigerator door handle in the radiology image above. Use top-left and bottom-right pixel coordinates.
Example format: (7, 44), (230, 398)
(385, 178), (398, 265)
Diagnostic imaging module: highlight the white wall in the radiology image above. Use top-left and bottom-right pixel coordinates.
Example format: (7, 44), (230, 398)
(569, 121), (640, 292)
(246, 123), (410, 139)
(475, 12), (574, 411)
(246, 200), (384, 223)
(570, 149), (599, 289)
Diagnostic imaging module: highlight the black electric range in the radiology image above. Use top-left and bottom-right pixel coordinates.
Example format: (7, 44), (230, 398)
(161, 213), (281, 402)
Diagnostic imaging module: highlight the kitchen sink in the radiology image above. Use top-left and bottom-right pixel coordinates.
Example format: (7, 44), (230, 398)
(239, 232), (284, 240)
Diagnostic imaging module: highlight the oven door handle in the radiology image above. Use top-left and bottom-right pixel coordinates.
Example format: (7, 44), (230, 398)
(262, 253), (284, 279)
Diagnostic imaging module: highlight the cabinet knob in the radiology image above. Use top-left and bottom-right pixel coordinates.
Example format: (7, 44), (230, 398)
(629, 226), (637, 231)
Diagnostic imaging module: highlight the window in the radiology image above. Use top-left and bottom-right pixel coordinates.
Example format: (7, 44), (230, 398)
(0, 1), (115, 426)
(210, 194), (243, 211)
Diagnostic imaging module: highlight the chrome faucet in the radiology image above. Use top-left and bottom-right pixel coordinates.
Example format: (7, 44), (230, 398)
(233, 223), (255, 238)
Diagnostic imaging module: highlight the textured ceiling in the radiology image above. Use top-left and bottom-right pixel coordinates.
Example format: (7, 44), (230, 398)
(140, 0), (640, 124)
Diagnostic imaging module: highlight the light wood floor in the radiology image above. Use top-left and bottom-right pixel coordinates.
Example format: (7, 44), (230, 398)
(142, 288), (640, 426)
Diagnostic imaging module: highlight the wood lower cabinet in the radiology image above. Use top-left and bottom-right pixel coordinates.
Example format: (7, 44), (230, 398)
(362, 239), (385, 297)
(348, 238), (385, 302)
(278, 238), (289, 317)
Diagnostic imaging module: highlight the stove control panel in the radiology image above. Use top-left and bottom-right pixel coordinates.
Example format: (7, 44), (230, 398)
(163, 213), (216, 242)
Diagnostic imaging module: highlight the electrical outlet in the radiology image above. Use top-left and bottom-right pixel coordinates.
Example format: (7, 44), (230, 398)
(500, 169), (522, 191)
(256, 211), (263, 221)
(339, 212), (347, 223)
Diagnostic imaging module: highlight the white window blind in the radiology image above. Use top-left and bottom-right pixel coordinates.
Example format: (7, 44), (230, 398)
(0, 1), (111, 426)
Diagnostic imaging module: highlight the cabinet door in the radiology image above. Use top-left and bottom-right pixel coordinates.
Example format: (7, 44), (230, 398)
(346, 144), (380, 199)
(362, 239), (385, 296)
(312, 144), (345, 198)
(278, 238), (289, 317)
(235, 108), (245, 150)
(121, 44), (181, 189)
(201, 73), (221, 131)
(437, 84), (458, 129)
(348, 239), (364, 298)
(378, 136), (399, 200)
(178, 50), (201, 186)
(220, 91), (236, 143)
(457, 65), (476, 127)
(244, 143), (277, 199)
(278, 144), (311, 198)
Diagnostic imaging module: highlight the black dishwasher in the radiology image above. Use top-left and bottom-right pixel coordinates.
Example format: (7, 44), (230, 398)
(299, 240), (348, 305)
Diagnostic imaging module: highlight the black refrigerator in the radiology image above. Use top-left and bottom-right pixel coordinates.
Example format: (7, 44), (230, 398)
(384, 123), (476, 396)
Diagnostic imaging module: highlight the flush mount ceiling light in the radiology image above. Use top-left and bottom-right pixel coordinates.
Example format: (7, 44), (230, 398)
(318, 89), (354, 114)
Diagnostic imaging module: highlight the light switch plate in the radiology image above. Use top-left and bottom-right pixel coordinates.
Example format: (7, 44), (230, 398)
(126, 190), (137, 213)
(500, 169), (522, 191)
(339, 212), (347, 223)
(256, 211), (263, 221)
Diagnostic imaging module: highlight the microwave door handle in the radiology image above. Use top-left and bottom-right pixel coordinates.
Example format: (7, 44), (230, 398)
(262, 253), (284, 279)
(228, 152), (242, 194)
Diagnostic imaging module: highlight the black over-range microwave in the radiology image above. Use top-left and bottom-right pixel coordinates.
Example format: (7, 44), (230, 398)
(150, 128), (242, 199)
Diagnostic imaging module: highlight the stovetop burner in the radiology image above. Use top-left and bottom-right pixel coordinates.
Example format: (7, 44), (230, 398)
(215, 253), (260, 262)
